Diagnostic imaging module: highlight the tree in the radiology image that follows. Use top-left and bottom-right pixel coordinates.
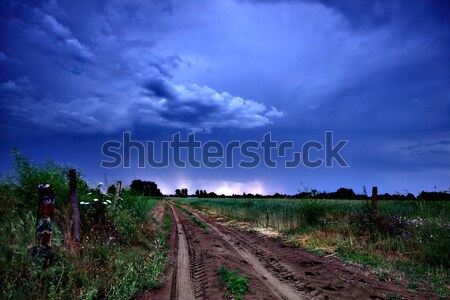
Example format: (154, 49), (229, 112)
(175, 188), (188, 197)
(331, 188), (356, 199)
(418, 191), (450, 201)
(130, 179), (162, 196)
(130, 180), (144, 195)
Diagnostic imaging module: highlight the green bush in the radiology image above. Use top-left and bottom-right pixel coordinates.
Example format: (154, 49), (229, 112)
(3, 150), (89, 211)
(120, 194), (160, 223)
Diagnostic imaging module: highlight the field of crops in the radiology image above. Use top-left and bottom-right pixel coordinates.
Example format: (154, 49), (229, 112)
(178, 198), (449, 230)
(178, 197), (450, 297)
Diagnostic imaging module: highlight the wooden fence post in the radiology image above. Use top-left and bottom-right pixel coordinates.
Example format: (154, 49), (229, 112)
(371, 186), (378, 216)
(32, 184), (55, 268)
(69, 169), (81, 243)
(114, 180), (122, 209)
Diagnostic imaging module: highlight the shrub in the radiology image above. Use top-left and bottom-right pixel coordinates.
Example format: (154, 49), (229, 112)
(4, 150), (89, 211)
(351, 210), (410, 237)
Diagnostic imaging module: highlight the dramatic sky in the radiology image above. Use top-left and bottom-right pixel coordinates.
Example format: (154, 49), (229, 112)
(1, 0), (449, 195)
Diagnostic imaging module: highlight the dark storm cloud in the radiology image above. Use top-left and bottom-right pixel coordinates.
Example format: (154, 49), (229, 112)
(1, 1), (93, 69)
(0, 0), (449, 194)
(0, 76), (36, 98)
(401, 140), (450, 153)
(296, 57), (450, 134)
(143, 78), (176, 99)
(140, 78), (284, 131)
(0, 0), (284, 134)
(0, 75), (283, 134)
(238, 0), (450, 28)
(240, 0), (392, 26)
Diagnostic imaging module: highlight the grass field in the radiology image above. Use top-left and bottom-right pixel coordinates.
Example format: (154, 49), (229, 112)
(177, 197), (450, 297)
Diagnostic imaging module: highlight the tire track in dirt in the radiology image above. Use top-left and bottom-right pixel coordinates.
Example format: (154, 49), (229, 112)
(217, 226), (337, 297)
(185, 207), (428, 300)
(169, 205), (195, 300)
(186, 208), (307, 300)
(170, 202), (301, 299)
(147, 203), (430, 300)
(216, 226), (402, 299)
(189, 236), (208, 299)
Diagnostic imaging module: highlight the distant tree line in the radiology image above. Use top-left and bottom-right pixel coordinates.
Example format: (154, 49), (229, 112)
(129, 180), (162, 196)
(173, 187), (450, 201)
(126, 179), (449, 201)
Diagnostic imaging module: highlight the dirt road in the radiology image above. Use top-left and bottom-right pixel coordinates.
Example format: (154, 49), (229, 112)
(147, 203), (426, 300)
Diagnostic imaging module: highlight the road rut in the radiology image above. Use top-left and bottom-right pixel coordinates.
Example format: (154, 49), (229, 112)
(170, 205), (195, 300)
(158, 202), (427, 300)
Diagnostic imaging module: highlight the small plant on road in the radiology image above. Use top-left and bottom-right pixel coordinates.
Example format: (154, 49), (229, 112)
(216, 264), (251, 300)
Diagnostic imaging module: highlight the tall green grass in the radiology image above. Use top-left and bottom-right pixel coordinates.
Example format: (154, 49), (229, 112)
(179, 198), (449, 230)
(0, 153), (170, 299)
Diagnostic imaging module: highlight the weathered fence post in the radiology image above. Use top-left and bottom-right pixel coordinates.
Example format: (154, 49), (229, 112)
(32, 184), (55, 268)
(371, 186), (378, 216)
(69, 169), (81, 243)
(114, 180), (122, 209)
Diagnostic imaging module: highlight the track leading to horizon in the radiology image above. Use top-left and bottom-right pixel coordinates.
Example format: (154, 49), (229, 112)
(160, 202), (428, 300)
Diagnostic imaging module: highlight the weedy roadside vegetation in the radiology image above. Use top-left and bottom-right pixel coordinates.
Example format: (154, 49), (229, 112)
(179, 197), (449, 298)
(0, 152), (171, 299)
(216, 264), (251, 300)
(171, 201), (208, 231)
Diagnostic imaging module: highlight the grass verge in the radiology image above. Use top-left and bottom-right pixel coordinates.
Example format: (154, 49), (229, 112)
(172, 202), (208, 231)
